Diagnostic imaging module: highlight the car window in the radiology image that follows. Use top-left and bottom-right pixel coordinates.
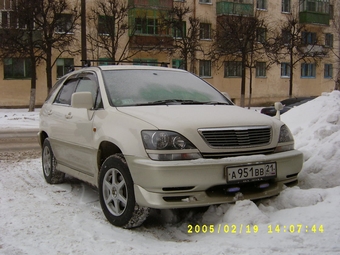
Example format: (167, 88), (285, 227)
(45, 76), (67, 102)
(54, 78), (78, 105)
(102, 69), (231, 107)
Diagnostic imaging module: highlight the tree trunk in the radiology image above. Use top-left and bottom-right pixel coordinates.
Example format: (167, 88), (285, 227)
(46, 48), (53, 93)
(28, 88), (36, 112)
(248, 66), (253, 109)
(240, 54), (246, 107)
(289, 50), (294, 98)
(28, 31), (36, 112)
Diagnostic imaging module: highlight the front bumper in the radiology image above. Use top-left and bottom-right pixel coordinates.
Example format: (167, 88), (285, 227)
(126, 149), (303, 209)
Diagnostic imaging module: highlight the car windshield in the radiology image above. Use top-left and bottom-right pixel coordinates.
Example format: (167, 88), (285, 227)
(102, 69), (232, 107)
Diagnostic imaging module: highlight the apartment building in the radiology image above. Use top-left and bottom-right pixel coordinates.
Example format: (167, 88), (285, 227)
(0, 0), (338, 107)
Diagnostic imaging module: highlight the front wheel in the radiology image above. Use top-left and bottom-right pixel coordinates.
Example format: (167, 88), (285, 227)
(99, 154), (149, 228)
(42, 138), (65, 184)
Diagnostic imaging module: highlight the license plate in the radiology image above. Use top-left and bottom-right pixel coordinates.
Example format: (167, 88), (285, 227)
(226, 163), (277, 183)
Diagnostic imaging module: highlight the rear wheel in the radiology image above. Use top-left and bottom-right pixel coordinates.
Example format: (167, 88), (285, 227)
(42, 138), (65, 184)
(99, 154), (149, 228)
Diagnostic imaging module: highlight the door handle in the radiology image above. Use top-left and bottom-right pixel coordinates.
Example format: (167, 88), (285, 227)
(65, 112), (73, 119)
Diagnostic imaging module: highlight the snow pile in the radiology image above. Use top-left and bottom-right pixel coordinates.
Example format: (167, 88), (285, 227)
(0, 109), (40, 130)
(281, 91), (340, 188)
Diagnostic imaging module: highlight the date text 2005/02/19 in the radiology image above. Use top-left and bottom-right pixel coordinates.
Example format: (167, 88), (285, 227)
(188, 224), (324, 234)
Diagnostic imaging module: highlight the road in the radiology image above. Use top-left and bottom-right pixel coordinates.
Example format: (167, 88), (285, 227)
(0, 129), (40, 152)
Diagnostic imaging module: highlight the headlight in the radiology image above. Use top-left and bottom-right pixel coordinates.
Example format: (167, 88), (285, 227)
(141, 131), (201, 161)
(275, 125), (294, 152)
(278, 125), (294, 143)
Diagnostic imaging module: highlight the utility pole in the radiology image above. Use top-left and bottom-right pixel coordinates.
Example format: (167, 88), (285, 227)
(81, 0), (87, 65)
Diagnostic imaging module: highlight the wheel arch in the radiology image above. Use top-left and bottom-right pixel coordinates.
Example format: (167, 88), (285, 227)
(97, 141), (123, 178)
(38, 131), (49, 147)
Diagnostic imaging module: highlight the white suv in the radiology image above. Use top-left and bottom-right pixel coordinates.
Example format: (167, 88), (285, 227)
(38, 65), (303, 228)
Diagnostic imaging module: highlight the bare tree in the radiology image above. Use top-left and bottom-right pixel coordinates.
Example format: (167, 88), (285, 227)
(212, 13), (273, 107)
(33, 0), (81, 92)
(87, 0), (136, 63)
(0, 0), (44, 111)
(161, 3), (202, 72)
(273, 13), (328, 97)
(329, 1), (340, 90)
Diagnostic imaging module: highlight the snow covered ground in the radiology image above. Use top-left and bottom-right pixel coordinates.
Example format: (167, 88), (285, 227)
(1, 91), (340, 255)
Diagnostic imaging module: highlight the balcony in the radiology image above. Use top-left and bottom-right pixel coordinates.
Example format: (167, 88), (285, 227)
(299, 0), (330, 25)
(216, 0), (254, 16)
(299, 12), (330, 25)
(128, 0), (173, 9)
(130, 34), (173, 48)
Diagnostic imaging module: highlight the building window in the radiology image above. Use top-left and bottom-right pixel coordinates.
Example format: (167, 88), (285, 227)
(133, 59), (157, 66)
(257, 0), (267, 10)
(199, 60), (211, 77)
(324, 64), (332, 78)
(1, 11), (9, 28)
(325, 33), (333, 48)
(256, 62), (266, 77)
(172, 59), (184, 69)
(98, 58), (115, 66)
(301, 63), (316, 78)
(301, 31), (317, 45)
(56, 58), (74, 78)
(0, 0), (12, 9)
(281, 63), (291, 77)
(3, 58), (32, 79)
(257, 27), (266, 43)
(55, 14), (73, 33)
(173, 21), (186, 39)
(200, 23), (211, 40)
(199, 0), (212, 4)
(281, 0), (291, 13)
(224, 61), (242, 77)
(301, 0), (329, 13)
(329, 5), (334, 19)
(98, 15), (114, 35)
(135, 17), (159, 35)
(282, 29), (291, 45)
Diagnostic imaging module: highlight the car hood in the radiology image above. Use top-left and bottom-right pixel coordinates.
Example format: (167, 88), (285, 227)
(117, 105), (279, 130)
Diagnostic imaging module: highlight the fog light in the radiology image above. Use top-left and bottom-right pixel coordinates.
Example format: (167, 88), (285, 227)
(258, 183), (270, 189)
(227, 187), (240, 193)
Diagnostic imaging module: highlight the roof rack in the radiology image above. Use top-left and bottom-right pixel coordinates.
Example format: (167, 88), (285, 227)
(67, 60), (170, 73)
(80, 59), (169, 67)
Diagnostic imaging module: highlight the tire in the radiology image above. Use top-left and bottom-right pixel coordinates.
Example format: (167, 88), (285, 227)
(99, 154), (149, 228)
(42, 138), (65, 184)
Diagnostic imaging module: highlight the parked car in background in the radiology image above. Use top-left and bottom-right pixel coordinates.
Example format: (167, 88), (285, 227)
(38, 65), (303, 228)
(261, 97), (316, 116)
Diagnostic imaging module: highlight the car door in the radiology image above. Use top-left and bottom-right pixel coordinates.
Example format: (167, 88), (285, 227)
(49, 75), (80, 169)
(49, 72), (99, 177)
(63, 72), (101, 176)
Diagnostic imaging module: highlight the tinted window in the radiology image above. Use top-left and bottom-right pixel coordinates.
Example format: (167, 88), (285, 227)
(75, 73), (101, 109)
(54, 78), (78, 105)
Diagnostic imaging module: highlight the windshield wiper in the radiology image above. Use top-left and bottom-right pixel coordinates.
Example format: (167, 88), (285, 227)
(203, 101), (231, 105)
(136, 99), (206, 106)
(135, 99), (231, 106)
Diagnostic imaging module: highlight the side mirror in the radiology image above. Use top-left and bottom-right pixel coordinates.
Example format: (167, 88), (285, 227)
(71, 92), (93, 110)
(274, 102), (283, 120)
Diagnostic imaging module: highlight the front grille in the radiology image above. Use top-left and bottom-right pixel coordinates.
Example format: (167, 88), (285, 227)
(199, 126), (272, 148)
(201, 148), (275, 159)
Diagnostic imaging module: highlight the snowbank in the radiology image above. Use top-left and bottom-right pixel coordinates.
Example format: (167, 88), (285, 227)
(282, 91), (340, 188)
